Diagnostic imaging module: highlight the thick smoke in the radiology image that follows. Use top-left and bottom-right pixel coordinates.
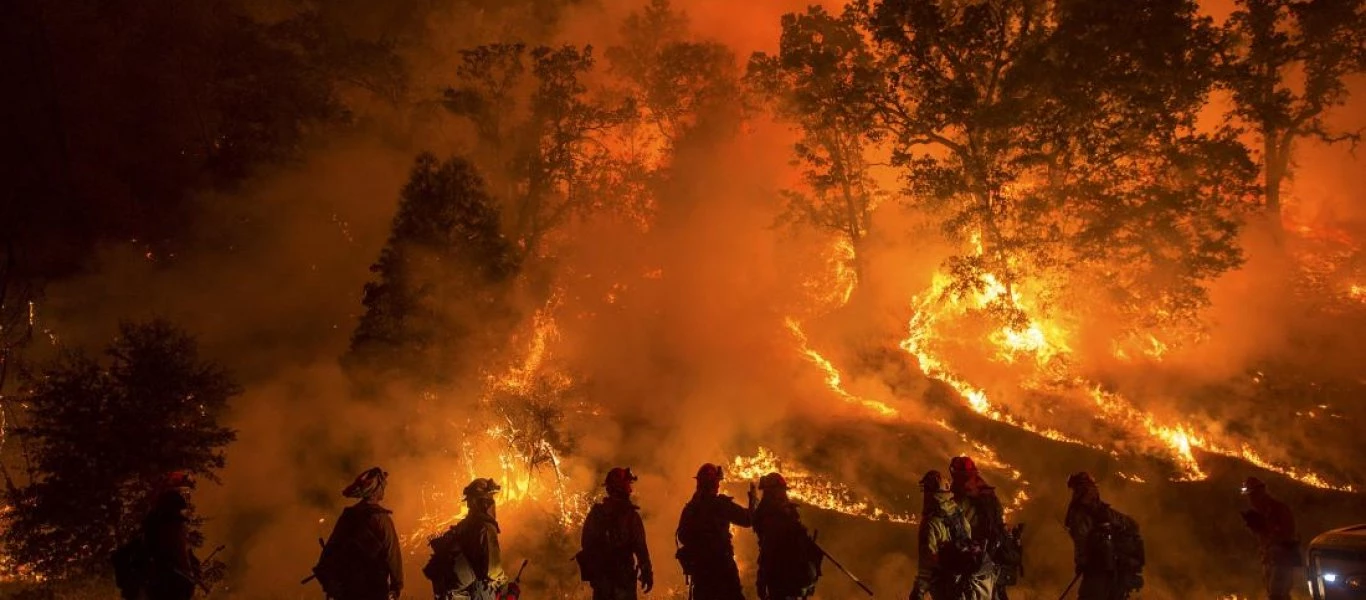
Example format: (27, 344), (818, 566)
(27, 1), (1366, 599)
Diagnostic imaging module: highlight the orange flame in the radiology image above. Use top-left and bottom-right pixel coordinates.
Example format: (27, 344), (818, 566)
(731, 448), (916, 524)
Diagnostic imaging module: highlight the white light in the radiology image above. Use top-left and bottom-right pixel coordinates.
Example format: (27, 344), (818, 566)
(1324, 573), (1338, 583)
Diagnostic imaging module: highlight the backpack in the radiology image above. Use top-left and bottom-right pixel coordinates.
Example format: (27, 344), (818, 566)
(938, 509), (991, 578)
(674, 500), (706, 577)
(423, 522), (477, 596)
(995, 523), (1026, 586)
(112, 534), (150, 599)
(1109, 510), (1144, 575)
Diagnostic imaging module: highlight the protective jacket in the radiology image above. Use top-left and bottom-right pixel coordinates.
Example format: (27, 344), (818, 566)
(1246, 493), (1300, 600)
(676, 492), (752, 600)
(956, 482), (1014, 599)
(1247, 495), (1298, 566)
(913, 492), (990, 600)
(581, 495), (652, 600)
(753, 495), (820, 600)
(449, 510), (504, 600)
(315, 501), (404, 600)
(142, 495), (199, 600)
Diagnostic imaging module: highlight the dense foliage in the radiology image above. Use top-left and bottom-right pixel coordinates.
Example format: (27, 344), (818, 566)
(2, 321), (238, 578)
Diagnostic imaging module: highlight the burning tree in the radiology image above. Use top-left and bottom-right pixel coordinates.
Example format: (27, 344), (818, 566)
(748, 5), (889, 281)
(1, 320), (238, 579)
(859, 0), (1256, 336)
(1221, 0), (1366, 232)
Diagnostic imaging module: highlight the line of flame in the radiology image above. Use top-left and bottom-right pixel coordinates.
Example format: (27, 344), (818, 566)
(903, 242), (1354, 491)
(731, 448), (916, 524)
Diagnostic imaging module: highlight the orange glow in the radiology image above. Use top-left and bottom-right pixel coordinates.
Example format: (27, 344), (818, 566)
(731, 448), (916, 524)
(785, 317), (898, 418)
(901, 231), (1354, 491)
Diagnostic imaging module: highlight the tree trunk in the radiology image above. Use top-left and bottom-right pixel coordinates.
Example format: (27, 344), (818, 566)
(1263, 131), (1284, 240)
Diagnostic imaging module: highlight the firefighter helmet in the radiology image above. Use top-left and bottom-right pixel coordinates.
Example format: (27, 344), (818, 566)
(165, 471), (196, 490)
(1067, 471), (1097, 490)
(463, 477), (502, 499)
(604, 467), (638, 493)
(1241, 476), (1266, 495)
(695, 463), (724, 484)
(758, 472), (788, 491)
(920, 470), (949, 493)
(949, 456), (978, 475)
(343, 467), (387, 499)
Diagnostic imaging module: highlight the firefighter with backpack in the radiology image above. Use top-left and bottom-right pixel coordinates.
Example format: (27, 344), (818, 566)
(1064, 472), (1144, 600)
(949, 456), (1021, 600)
(752, 472), (823, 600)
(576, 467), (654, 600)
(311, 467), (404, 600)
(423, 478), (519, 600)
(911, 470), (993, 600)
(675, 463), (753, 600)
(113, 472), (205, 600)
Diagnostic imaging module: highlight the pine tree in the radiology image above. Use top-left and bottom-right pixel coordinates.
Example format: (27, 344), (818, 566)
(344, 153), (521, 386)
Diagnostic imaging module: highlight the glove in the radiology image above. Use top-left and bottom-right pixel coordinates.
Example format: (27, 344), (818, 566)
(639, 567), (654, 593)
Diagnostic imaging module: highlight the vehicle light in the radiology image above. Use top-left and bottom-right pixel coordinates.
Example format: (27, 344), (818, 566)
(1324, 573), (1338, 583)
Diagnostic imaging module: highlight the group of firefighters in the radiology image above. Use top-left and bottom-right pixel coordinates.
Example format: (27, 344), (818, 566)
(115, 459), (1304, 600)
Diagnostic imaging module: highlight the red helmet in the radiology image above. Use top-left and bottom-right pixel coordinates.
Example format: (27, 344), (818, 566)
(604, 467), (638, 493)
(1067, 471), (1097, 490)
(758, 472), (788, 491)
(695, 463), (724, 484)
(1241, 476), (1266, 495)
(949, 456), (978, 475)
(165, 471), (196, 490)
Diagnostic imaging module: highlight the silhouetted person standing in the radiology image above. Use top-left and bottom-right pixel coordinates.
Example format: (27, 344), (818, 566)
(314, 467), (403, 600)
(752, 472), (821, 600)
(579, 467), (653, 600)
(912, 470), (987, 600)
(1064, 473), (1143, 600)
(142, 473), (200, 600)
(1241, 477), (1300, 600)
(949, 457), (1006, 600)
(676, 463), (753, 600)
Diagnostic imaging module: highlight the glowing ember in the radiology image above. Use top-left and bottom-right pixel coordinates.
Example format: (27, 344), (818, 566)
(731, 448), (915, 524)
